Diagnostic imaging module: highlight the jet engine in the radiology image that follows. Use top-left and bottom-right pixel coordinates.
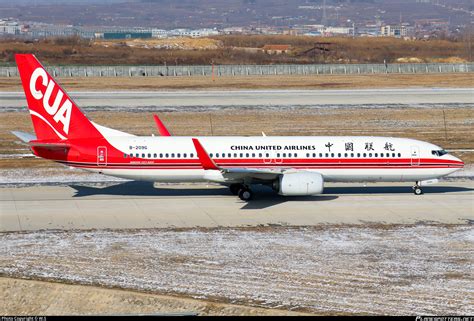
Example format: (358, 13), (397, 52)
(274, 172), (324, 196)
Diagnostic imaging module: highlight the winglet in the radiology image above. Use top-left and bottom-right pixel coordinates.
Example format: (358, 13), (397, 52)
(153, 115), (171, 136)
(192, 138), (219, 170)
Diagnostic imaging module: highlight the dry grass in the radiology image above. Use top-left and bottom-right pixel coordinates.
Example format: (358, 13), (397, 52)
(0, 73), (473, 91)
(0, 35), (471, 65)
(0, 277), (308, 316)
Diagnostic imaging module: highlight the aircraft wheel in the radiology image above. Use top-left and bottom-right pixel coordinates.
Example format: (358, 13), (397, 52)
(238, 188), (253, 201)
(229, 184), (242, 195)
(414, 187), (423, 195)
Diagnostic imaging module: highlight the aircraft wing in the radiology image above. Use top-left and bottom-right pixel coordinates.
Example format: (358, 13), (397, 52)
(192, 138), (288, 181)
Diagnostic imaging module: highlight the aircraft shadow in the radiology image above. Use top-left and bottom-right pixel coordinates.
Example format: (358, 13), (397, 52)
(324, 185), (474, 195)
(239, 194), (338, 210)
(69, 181), (228, 197)
(68, 181), (471, 210)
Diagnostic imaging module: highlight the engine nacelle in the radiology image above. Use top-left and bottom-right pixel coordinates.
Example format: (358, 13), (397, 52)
(276, 172), (324, 196)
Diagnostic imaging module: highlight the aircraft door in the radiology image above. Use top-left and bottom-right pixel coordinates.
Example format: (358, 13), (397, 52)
(97, 146), (107, 166)
(410, 146), (420, 166)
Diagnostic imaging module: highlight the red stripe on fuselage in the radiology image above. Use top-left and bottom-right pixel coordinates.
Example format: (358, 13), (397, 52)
(57, 157), (463, 170)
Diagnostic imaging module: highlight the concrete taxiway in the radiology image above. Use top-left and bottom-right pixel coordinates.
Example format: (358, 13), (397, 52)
(1, 88), (473, 108)
(1, 181), (472, 232)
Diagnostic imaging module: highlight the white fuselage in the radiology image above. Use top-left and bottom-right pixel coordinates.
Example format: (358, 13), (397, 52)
(74, 135), (463, 184)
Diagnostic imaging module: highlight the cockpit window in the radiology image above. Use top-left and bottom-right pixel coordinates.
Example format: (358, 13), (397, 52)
(432, 150), (448, 156)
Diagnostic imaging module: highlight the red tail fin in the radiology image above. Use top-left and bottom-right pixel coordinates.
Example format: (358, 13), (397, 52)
(15, 54), (102, 140)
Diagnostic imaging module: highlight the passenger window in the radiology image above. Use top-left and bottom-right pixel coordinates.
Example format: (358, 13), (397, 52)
(325, 153), (328, 157)
(159, 153), (163, 158)
(283, 153), (286, 157)
(165, 153), (169, 158)
(136, 153), (139, 158)
(277, 153), (280, 157)
(369, 153), (372, 157)
(210, 153), (213, 157)
(228, 153), (231, 157)
(375, 153), (378, 157)
(331, 153), (334, 157)
(124, 153), (127, 158)
(190, 153), (194, 158)
(177, 153), (180, 158)
(259, 153), (262, 157)
(142, 153), (145, 158)
(183, 153), (187, 158)
(252, 153), (255, 157)
(246, 153), (249, 157)
(148, 153), (151, 158)
(153, 153), (157, 158)
(357, 153), (360, 157)
(386, 153), (390, 157)
(306, 153), (310, 158)
(319, 153), (323, 157)
(392, 153), (396, 157)
(240, 153), (243, 158)
(398, 153), (401, 157)
(294, 153), (297, 157)
(338, 153), (341, 157)
(363, 153), (366, 157)
(350, 153), (354, 157)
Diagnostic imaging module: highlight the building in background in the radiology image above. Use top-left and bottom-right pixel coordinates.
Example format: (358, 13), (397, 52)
(0, 20), (23, 35)
(380, 24), (414, 37)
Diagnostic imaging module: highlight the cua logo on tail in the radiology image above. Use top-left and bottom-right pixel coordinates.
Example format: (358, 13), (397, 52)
(29, 67), (72, 134)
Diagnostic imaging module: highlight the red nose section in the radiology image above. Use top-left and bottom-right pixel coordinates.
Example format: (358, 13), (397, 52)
(15, 54), (102, 141)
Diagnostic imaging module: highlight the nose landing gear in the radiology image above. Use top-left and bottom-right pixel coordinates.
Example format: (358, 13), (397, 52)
(412, 182), (423, 195)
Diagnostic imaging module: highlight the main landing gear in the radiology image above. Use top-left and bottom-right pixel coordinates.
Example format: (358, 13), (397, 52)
(229, 183), (254, 201)
(412, 182), (423, 195)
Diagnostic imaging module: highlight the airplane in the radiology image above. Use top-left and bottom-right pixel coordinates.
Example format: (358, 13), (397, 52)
(12, 54), (464, 201)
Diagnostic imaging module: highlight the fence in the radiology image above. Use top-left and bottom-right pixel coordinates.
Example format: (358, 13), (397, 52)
(0, 63), (472, 77)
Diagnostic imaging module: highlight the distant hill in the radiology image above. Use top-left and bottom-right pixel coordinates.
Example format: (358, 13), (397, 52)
(0, 0), (471, 28)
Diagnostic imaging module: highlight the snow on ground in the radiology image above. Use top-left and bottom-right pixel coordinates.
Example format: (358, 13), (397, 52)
(0, 226), (472, 315)
(0, 167), (127, 185)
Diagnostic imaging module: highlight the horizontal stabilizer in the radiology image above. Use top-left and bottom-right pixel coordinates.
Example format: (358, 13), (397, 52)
(29, 139), (70, 149)
(11, 131), (37, 143)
